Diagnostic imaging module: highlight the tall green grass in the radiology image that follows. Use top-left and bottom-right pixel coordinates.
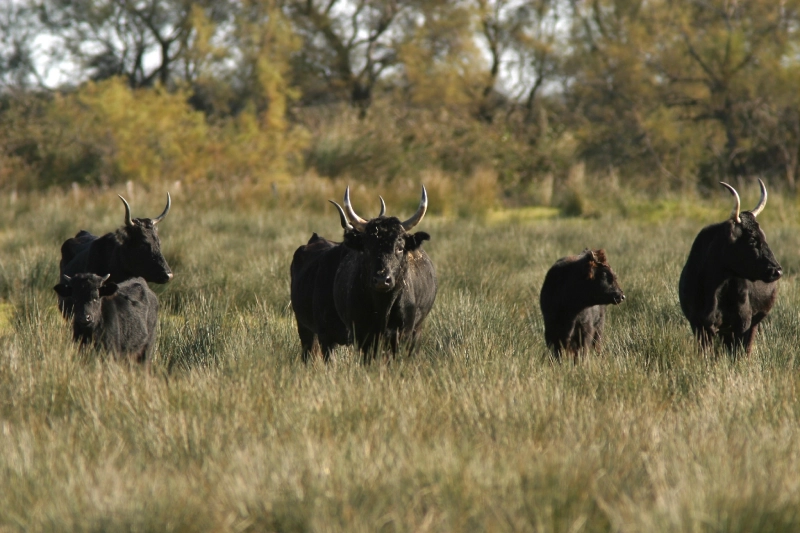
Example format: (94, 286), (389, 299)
(1, 184), (800, 532)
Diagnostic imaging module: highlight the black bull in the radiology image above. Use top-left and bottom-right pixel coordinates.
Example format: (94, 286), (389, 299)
(290, 187), (437, 361)
(59, 194), (173, 317)
(679, 180), (782, 354)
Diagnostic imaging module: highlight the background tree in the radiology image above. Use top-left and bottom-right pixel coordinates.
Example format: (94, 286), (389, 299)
(0, 1), (45, 90)
(38, 0), (230, 88)
(282, 0), (406, 111)
(397, 1), (487, 109)
(6, 0), (800, 196)
(652, 0), (800, 186)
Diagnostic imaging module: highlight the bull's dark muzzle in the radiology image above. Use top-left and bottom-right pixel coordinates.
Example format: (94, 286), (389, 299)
(613, 292), (626, 305)
(153, 271), (173, 283)
(77, 314), (93, 326)
(371, 274), (394, 292)
(764, 266), (782, 283)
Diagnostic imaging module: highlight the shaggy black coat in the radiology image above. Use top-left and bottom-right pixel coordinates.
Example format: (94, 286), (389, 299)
(54, 273), (159, 364)
(334, 217), (437, 360)
(679, 212), (782, 354)
(290, 233), (353, 361)
(539, 249), (625, 361)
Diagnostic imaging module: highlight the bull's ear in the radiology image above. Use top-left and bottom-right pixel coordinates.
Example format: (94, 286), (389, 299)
(99, 282), (118, 297)
(343, 231), (364, 251)
(405, 231), (430, 251)
(53, 284), (71, 298)
(585, 261), (597, 279)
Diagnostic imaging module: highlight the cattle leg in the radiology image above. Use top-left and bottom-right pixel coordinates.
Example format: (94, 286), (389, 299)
(548, 344), (564, 362)
(742, 323), (759, 356)
(359, 334), (381, 364)
(591, 328), (603, 351)
(387, 329), (403, 358)
(317, 336), (337, 363)
(405, 330), (422, 357)
(591, 310), (605, 351)
(297, 324), (317, 363)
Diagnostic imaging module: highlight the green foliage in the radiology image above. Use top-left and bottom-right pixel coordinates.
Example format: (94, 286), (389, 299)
(0, 76), (306, 188)
(300, 99), (572, 205)
(398, 2), (489, 108)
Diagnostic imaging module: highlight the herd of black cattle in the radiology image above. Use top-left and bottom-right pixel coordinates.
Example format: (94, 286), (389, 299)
(51, 179), (783, 365)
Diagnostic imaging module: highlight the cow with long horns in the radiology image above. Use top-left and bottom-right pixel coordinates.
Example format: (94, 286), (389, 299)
(289, 198), (386, 362)
(679, 179), (782, 355)
(332, 186), (437, 360)
(58, 194), (173, 318)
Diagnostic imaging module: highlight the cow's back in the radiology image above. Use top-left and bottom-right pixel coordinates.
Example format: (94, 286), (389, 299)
(540, 260), (575, 351)
(290, 234), (352, 355)
(60, 231), (98, 277)
(291, 234), (334, 276)
(100, 278), (158, 362)
(678, 223), (722, 323)
(539, 258), (575, 319)
(290, 234), (338, 325)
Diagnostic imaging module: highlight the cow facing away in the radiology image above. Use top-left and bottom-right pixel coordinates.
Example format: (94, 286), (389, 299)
(539, 249), (625, 361)
(290, 233), (354, 362)
(333, 186), (437, 360)
(53, 273), (159, 365)
(289, 198), (385, 362)
(679, 180), (782, 355)
(59, 194), (173, 317)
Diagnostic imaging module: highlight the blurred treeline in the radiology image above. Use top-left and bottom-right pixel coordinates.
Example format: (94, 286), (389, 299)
(2, 0), (800, 204)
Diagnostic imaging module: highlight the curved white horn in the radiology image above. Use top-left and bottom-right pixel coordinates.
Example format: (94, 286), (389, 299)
(719, 182), (741, 223)
(118, 195), (134, 227)
(400, 185), (428, 231)
(101, 273), (111, 283)
(378, 196), (386, 217)
(329, 200), (353, 230)
(750, 179), (767, 218)
(153, 192), (171, 224)
(343, 187), (367, 232)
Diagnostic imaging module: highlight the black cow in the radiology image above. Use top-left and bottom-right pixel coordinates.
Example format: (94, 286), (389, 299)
(53, 273), (159, 365)
(679, 180), (782, 355)
(539, 249), (625, 361)
(289, 198), (385, 362)
(333, 186), (437, 360)
(59, 194), (172, 317)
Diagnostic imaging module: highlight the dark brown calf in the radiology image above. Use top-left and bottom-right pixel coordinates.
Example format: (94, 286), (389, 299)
(539, 249), (625, 361)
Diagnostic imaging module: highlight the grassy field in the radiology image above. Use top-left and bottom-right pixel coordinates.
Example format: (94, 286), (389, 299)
(2, 182), (800, 532)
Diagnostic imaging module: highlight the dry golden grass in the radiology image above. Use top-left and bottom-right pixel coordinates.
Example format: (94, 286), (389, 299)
(1, 182), (800, 532)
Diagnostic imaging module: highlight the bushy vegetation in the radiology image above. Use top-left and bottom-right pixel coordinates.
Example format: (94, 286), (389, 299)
(2, 182), (800, 531)
(4, 0), (800, 196)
